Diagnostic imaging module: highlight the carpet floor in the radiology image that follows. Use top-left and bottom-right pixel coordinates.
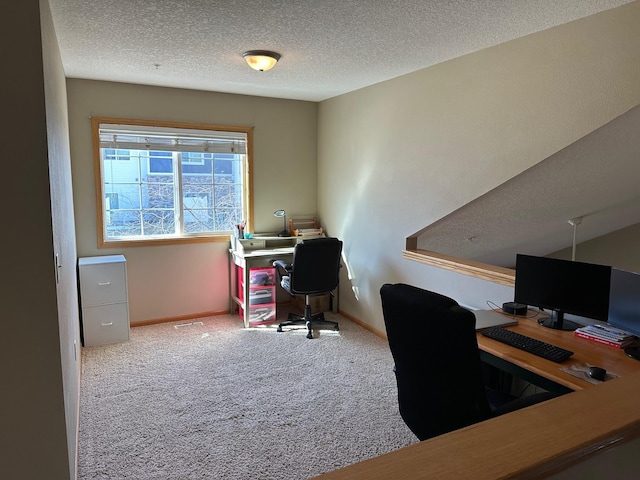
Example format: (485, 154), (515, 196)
(78, 312), (417, 479)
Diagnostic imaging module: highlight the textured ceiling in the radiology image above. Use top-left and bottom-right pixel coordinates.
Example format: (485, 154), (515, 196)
(415, 105), (640, 268)
(48, 0), (634, 102)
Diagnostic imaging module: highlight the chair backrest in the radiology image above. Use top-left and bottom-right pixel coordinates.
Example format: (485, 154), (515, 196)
(380, 283), (492, 441)
(288, 237), (343, 295)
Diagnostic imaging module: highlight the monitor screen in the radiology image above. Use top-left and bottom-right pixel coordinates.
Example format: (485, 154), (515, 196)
(608, 267), (640, 338)
(514, 254), (611, 331)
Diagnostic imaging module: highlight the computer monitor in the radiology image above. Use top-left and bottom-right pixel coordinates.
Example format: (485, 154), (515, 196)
(514, 254), (611, 331)
(608, 267), (640, 360)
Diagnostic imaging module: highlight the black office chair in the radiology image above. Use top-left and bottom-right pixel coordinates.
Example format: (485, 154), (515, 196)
(380, 283), (561, 441)
(273, 237), (342, 339)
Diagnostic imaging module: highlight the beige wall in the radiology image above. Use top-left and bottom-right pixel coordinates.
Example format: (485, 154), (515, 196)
(67, 80), (318, 323)
(552, 223), (640, 272)
(548, 433), (640, 479)
(41, 0), (82, 475)
(1, 1), (77, 478)
(318, 2), (640, 334)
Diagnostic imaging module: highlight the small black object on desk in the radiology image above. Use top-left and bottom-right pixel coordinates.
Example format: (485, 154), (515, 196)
(588, 366), (607, 381)
(625, 346), (640, 361)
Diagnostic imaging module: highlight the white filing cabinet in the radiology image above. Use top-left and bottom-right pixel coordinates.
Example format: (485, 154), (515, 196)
(78, 255), (130, 347)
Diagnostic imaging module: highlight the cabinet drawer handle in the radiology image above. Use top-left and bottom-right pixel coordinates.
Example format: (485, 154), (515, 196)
(98, 281), (111, 286)
(101, 322), (114, 326)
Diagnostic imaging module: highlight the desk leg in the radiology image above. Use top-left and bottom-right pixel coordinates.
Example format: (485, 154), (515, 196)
(228, 251), (234, 314)
(242, 263), (251, 328)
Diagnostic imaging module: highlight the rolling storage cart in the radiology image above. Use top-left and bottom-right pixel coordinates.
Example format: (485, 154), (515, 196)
(237, 266), (277, 325)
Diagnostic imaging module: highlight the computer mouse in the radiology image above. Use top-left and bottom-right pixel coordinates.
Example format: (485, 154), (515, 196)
(588, 366), (607, 381)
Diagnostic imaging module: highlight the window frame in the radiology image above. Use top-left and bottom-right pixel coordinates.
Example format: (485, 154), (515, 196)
(92, 117), (254, 248)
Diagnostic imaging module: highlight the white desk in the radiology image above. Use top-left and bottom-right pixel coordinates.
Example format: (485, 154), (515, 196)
(229, 246), (295, 327)
(229, 232), (298, 326)
(228, 237), (339, 326)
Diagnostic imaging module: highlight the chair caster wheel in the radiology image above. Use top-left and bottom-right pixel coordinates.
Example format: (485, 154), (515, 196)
(277, 326), (283, 332)
(306, 332), (313, 339)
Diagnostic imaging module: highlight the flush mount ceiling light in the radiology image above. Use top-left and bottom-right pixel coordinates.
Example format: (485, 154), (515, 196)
(242, 50), (281, 71)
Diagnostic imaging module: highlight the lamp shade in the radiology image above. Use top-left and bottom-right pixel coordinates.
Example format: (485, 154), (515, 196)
(243, 50), (281, 71)
(273, 209), (290, 237)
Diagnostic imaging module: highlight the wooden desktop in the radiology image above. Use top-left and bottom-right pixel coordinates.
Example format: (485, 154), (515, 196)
(314, 309), (640, 479)
(476, 309), (640, 392)
(315, 371), (640, 480)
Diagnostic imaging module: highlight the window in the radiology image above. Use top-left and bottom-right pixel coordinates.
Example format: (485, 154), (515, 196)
(92, 117), (253, 247)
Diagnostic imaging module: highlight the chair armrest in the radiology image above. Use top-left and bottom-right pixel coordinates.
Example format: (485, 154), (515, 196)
(272, 259), (292, 287)
(272, 259), (292, 272)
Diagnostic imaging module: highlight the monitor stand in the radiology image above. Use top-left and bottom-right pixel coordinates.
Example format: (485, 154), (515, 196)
(537, 310), (579, 331)
(624, 346), (640, 361)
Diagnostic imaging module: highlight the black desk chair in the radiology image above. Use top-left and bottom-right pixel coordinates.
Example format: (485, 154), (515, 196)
(380, 283), (560, 441)
(273, 237), (342, 339)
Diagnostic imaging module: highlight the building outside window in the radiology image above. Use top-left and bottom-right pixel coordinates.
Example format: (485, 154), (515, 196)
(93, 118), (252, 246)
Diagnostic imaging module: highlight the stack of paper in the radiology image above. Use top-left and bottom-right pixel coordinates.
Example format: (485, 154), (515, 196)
(574, 324), (636, 349)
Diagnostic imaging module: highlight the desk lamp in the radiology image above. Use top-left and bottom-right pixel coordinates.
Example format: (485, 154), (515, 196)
(273, 209), (290, 237)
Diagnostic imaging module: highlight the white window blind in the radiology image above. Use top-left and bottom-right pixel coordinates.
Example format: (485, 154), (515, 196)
(99, 124), (247, 154)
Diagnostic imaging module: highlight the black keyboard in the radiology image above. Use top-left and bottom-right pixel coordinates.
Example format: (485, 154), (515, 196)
(481, 327), (574, 363)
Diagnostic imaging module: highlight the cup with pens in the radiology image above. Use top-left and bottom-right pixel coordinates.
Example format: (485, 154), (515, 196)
(235, 220), (246, 240)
